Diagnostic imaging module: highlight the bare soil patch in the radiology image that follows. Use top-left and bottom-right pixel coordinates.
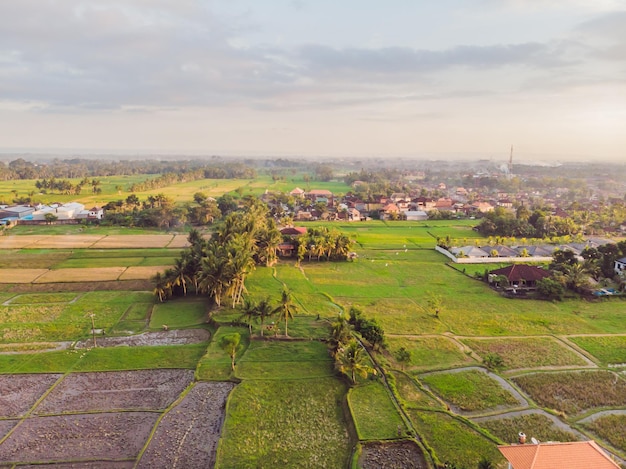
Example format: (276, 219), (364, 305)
(0, 421), (17, 440)
(359, 441), (429, 469)
(19, 463), (134, 469)
(0, 412), (159, 463)
(75, 329), (210, 349)
(0, 269), (48, 283)
(28, 235), (104, 249)
(35, 369), (195, 414)
(4, 280), (152, 292)
(166, 234), (190, 248)
(0, 236), (49, 249)
(0, 373), (61, 418)
(137, 381), (235, 468)
(34, 267), (126, 283)
(119, 265), (168, 280)
(92, 235), (173, 249)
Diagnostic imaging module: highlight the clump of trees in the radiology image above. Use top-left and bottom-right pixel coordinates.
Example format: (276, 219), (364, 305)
(153, 200), (282, 306)
(294, 226), (354, 264)
(327, 307), (384, 385)
(476, 207), (579, 238)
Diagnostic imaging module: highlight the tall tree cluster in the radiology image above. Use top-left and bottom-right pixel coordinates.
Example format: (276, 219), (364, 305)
(153, 200), (282, 307)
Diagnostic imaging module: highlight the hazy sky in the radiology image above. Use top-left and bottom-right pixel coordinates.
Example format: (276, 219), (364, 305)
(1, 1), (625, 161)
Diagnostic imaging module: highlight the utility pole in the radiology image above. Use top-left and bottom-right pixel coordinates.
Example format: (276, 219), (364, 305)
(88, 313), (97, 348)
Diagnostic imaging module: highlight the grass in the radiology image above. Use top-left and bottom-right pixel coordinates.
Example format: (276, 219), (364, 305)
(581, 414), (626, 453)
(408, 410), (503, 468)
(477, 412), (578, 444)
(0, 291), (154, 343)
(216, 377), (352, 469)
(512, 370), (626, 415)
(8, 293), (78, 304)
(195, 326), (249, 381)
(461, 337), (588, 370)
(568, 335), (626, 366)
(391, 371), (443, 410)
(149, 297), (209, 329)
(383, 336), (475, 372)
(348, 380), (406, 440)
(421, 370), (520, 412)
(0, 343), (206, 373)
(236, 340), (334, 380)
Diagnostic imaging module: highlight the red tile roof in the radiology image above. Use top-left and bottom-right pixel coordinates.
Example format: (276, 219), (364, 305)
(489, 264), (551, 282)
(498, 441), (620, 469)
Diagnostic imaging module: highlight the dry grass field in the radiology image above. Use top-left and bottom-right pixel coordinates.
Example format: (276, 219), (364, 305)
(0, 269), (48, 283)
(34, 267), (126, 283)
(92, 235), (174, 249)
(119, 266), (168, 280)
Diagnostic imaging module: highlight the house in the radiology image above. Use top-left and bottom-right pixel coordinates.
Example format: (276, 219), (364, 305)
(404, 210), (428, 221)
(277, 243), (296, 257)
(515, 245), (554, 257)
(615, 257), (626, 275)
(498, 440), (620, 469)
(471, 201), (494, 213)
(0, 205), (35, 219)
(489, 264), (551, 289)
(307, 189), (334, 206)
(450, 246), (489, 258)
(379, 203), (400, 219)
(280, 226), (307, 236)
(481, 245), (519, 257)
(289, 187), (306, 197)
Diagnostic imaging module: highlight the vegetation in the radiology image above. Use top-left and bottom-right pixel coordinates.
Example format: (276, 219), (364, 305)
(581, 414), (626, 453)
(348, 381), (406, 440)
(512, 370), (626, 415)
(421, 370), (520, 412)
(478, 412), (578, 444)
(568, 335), (626, 366)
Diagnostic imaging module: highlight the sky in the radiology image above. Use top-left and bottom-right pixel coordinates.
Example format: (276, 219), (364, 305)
(0, 0), (625, 162)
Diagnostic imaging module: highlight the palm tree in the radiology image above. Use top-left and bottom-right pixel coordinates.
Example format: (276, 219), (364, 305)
(255, 297), (275, 338)
(273, 286), (298, 337)
(238, 297), (258, 334)
(170, 258), (190, 296)
(152, 272), (171, 303)
(334, 340), (376, 385)
(330, 314), (353, 355)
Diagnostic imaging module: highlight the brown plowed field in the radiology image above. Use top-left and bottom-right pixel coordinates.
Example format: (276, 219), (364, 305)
(0, 370), (234, 467)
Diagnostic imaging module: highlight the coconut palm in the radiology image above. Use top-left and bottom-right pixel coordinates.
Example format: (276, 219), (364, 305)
(219, 333), (241, 371)
(334, 340), (376, 385)
(255, 297), (275, 338)
(273, 286), (298, 337)
(238, 297), (258, 334)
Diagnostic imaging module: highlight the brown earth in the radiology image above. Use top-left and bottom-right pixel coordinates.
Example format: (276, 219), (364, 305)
(0, 374), (62, 418)
(2, 280), (153, 293)
(0, 412), (159, 463)
(34, 369), (195, 414)
(0, 370), (235, 467)
(74, 329), (210, 349)
(137, 381), (235, 468)
(359, 441), (429, 469)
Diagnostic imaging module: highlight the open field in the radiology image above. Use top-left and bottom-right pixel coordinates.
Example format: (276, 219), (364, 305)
(421, 369), (521, 413)
(461, 337), (589, 370)
(217, 377), (352, 468)
(0, 369), (233, 467)
(2, 217), (626, 465)
(512, 370), (626, 415)
(568, 335), (626, 366)
(348, 380), (407, 440)
(474, 411), (579, 444)
(581, 414), (626, 453)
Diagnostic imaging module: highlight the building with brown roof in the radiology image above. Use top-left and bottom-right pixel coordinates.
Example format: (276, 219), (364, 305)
(489, 264), (551, 290)
(498, 440), (620, 469)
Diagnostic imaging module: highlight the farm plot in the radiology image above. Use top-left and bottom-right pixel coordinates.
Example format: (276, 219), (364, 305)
(0, 412), (159, 463)
(461, 337), (589, 370)
(0, 269), (48, 283)
(359, 441), (429, 469)
(92, 235), (174, 249)
(34, 267), (126, 283)
(0, 235), (50, 249)
(119, 265), (168, 280)
(28, 234), (103, 249)
(384, 336), (475, 372)
(348, 381), (407, 440)
(512, 370), (626, 415)
(217, 377), (352, 468)
(137, 381), (235, 468)
(474, 411), (579, 444)
(0, 374), (61, 418)
(34, 369), (194, 414)
(581, 413), (626, 453)
(421, 369), (523, 413)
(568, 335), (626, 366)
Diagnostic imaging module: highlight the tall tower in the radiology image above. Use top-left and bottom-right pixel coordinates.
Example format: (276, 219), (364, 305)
(508, 145), (514, 179)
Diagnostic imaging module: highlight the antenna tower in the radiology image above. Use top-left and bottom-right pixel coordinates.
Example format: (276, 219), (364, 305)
(508, 145), (514, 178)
